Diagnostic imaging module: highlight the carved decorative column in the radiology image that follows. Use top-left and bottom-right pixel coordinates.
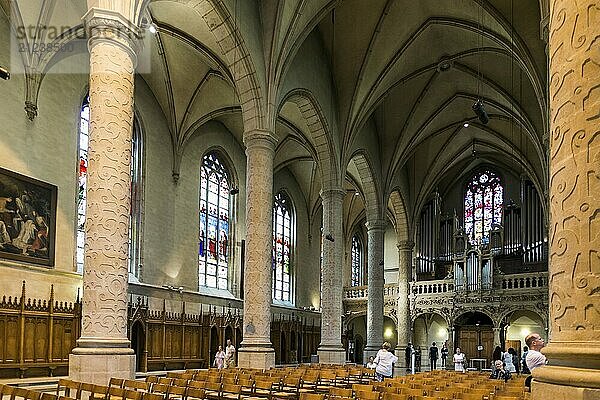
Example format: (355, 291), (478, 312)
(532, 1), (600, 398)
(69, 9), (140, 385)
(237, 129), (277, 369)
(318, 188), (345, 364)
(364, 220), (386, 359)
(397, 240), (414, 368)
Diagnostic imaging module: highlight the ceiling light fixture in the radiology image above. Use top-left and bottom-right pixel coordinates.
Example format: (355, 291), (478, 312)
(463, 122), (469, 128)
(148, 23), (157, 34)
(0, 65), (10, 80)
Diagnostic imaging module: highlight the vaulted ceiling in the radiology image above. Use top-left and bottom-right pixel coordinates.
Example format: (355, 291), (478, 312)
(2, 0), (549, 237)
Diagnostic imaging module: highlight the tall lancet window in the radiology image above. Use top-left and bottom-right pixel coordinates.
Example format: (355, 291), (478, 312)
(77, 96), (143, 275)
(76, 96), (90, 274)
(272, 192), (293, 302)
(199, 152), (231, 290)
(351, 235), (363, 286)
(464, 170), (503, 245)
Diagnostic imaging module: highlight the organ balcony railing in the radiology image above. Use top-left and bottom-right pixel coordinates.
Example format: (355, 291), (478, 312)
(342, 271), (548, 302)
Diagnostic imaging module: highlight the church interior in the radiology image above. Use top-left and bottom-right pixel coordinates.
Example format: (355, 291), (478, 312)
(0, 0), (598, 399)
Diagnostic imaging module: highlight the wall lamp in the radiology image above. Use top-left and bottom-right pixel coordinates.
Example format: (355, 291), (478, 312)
(229, 187), (239, 195)
(0, 66), (10, 80)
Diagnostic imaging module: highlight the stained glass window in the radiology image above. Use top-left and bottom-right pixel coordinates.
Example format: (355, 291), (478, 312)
(272, 192), (292, 302)
(76, 96), (90, 274)
(351, 235), (363, 286)
(464, 170), (503, 245)
(77, 96), (143, 275)
(199, 152), (230, 290)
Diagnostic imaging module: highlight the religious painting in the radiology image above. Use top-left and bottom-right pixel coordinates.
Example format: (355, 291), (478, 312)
(0, 167), (57, 267)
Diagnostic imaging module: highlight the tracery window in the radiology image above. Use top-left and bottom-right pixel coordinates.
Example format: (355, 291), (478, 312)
(76, 96), (143, 275)
(464, 170), (503, 245)
(272, 192), (292, 302)
(199, 152), (230, 290)
(351, 235), (363, 286)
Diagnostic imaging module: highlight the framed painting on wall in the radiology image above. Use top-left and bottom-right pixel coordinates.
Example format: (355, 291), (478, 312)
(0, 167), (57, 267)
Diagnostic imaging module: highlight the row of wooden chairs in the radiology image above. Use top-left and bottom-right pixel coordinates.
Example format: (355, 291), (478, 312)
(1, 384), (74, 400)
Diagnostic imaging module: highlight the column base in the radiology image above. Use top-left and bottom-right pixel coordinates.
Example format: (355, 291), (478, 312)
(69, 348), (135, 385)
(532, 365), (600, 400)
(318, 345), (346, 364)
(237, 346), (275, 370)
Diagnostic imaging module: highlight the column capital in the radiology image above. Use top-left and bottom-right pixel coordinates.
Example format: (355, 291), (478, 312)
(397, 240), (415, 251)
(84, 8), (141, 64)
(366, 219), (387, 232)
(243, 129), (277, 151)
(320, 188), (346, 202)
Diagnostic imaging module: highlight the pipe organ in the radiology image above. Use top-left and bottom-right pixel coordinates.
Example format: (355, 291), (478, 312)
(415, 177), (547, 291)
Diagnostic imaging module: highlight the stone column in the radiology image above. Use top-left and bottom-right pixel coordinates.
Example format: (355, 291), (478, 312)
(532, 1), (600, 398)
(396, 240), (414, 368)
(237, 130), (277, 369)
(492, 327), (501, 349)
(364, 220), (386, 359)
(318, 188), (346, 364)
(69, 9), (139, 385)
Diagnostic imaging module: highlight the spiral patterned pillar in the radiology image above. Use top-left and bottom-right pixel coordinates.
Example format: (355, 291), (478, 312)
(397, 240), (414, 369)
(237, 130), (276, 369)
(532, 1), (600, 398)
(318, 188), (346, 364)
(364, 220), (386, 359)
(69, 9), (139, 385)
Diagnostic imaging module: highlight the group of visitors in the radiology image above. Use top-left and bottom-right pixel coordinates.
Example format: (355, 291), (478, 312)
(213, 339), (236, 369)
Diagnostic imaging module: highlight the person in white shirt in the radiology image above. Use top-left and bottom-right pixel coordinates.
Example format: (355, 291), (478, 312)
(366, 356), (376, 369)
(224, 339), (236, 368)
(373, 342), (398, 381)
(525, 333), (547, 372)
(453, 347), (466, 372)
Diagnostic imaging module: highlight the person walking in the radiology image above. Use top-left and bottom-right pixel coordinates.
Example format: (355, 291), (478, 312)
(373, 342), (398, 381)
(224, 339), (236, 368)
(429, 342), (439, 370)
(213, 345), (225, 369)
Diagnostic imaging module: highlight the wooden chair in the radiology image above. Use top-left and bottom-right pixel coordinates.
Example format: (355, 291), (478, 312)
(90, 385), (109, 400)
(184, 388), (204, 400)
(141, 394), (164, 400)
(251, 380), (275, 399)
(166, 386), (186, 400)
(381, 394), (410, 400)
(203, 382), (222, 400)
(354, 390), (380, 400)
(352, 384), (374, 393)
(298, 394), (325, 400)
(221, 384), (242, 400)
(149, 384), (169, 399)
(41, 393), (57, 400)
(327, 387), (352, 399)
(57, 379), (82, 399)
(123, 381), (149, 393)
(109, 379), (125, 389)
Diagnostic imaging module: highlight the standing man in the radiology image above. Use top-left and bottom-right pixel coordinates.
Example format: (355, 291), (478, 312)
(440, 342), (449, 368)
(429, 342), (439, 370)
(405, 343), (413, 372)
(225, 339), (236, 368)
(524, 333), (547, 372)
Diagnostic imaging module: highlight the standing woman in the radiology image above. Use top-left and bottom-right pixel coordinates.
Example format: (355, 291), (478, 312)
(453, 347), (466, 372)
(213, 345), (225, 369)
(373, 342), (398, 381)
(504, 348), (517, 373)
